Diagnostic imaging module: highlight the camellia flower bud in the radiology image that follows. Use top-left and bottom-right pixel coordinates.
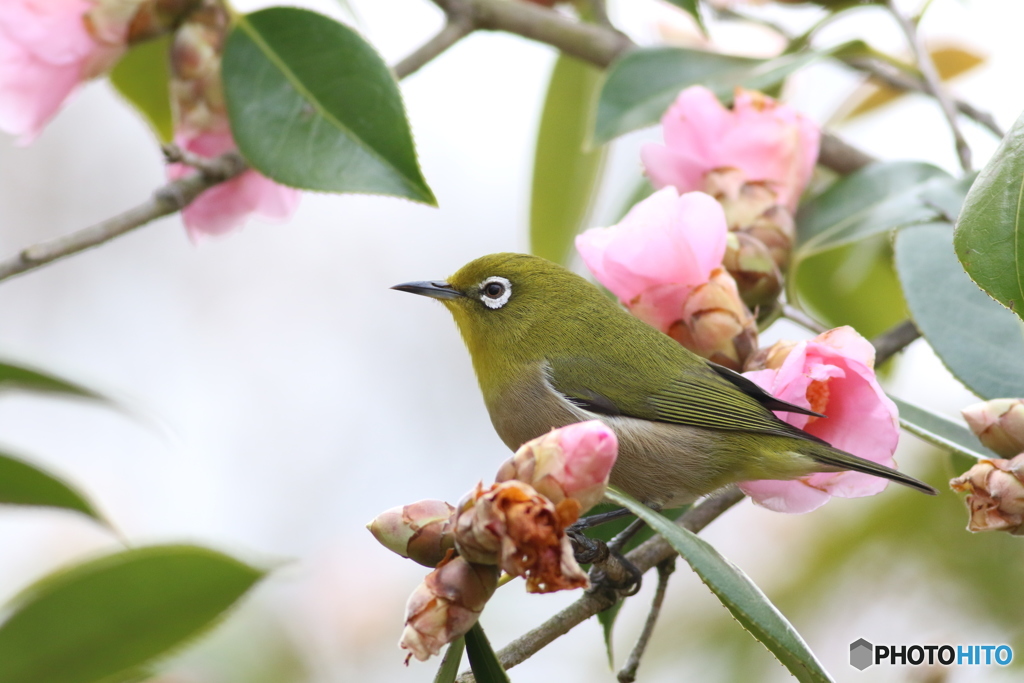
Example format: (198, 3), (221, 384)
(399, 554), (499, 662)
(950, 455), (1024, 534)
(640, 267), (757, 371)
(367, 499), (455, 567)
(962, 399), (1024, 459)
(744, 338), (798, 372)
(454, 480), (588, 593)
(495, 420), (618, 514)
(721, 232), (782, 311)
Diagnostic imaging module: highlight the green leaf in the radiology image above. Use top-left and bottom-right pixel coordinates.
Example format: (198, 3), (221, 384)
(463, 623), (509, 683)
(605, 488), (834, 683)
(433, 637), (465, 683)
(889, 396), (996, 461)
(110, 36), (174, 143)
(0, 450), (105, 524)
(895, 222), (1024, 399)
(795, 161), (953, 255)
(0, 545), (266, 683)
(597, 600), (622, 668)
(530, 55), (607, 265)
(954, 108), (1024, 321)
(0, 360), (105, 401)
(662, 0), (704, 31)
(223, 7), (435, 204)
(592, 47), (828, 145)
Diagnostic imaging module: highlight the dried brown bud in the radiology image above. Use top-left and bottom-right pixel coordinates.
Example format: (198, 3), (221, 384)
(399, 554), (499, 662)
(667, 268), (758, 371)
(367, 500), (455, 567)
(454, 481), (588, 593)
(950, 455), (1024, 534)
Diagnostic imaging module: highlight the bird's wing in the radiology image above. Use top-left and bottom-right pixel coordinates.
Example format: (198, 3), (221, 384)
(704, 360), (824, 418)
(547, 356), (828, 445)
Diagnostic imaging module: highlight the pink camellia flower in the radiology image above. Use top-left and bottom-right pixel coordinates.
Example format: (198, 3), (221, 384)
(167, 129), (301, 240)
(0, 0), (126, 144)
(641, 86), (820, 212)
(495, 420), (618, 514)
(739, 326), (901, 513)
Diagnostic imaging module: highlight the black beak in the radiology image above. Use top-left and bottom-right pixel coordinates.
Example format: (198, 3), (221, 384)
(390, 280), (464, 300)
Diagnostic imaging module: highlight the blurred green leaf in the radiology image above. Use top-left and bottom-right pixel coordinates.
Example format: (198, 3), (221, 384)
(110, 36), (173, 143)
(895, 222), (1024, 399)
(530, 55), (607, 265)
(606, 488), (834, 683)
(890, 395), (997, 460)
(464, 623), (509, 683)
(795, 161), (952, 255)
(0, 545), (266, 683)
(434, 637), (465, 683)
(791, 236), (908, 339)
(955, 108), (1024, 321)
(0, 450), (105, 524)
(597, 600), (622, 668)
(223, 7), (435, 204)
(0, 360), (105, 401)
(662, 0), (704, 31)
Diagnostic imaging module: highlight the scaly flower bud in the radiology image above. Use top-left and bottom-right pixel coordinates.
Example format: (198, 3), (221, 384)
(744, 338), (798, 372)
(454, 481), (588, 593)
(704, 168), (796, 273)
(367, 500), (454, 567)
(652, 268), (758, 371)
(722, 232), (782, 311)
(495, 421), (617, 514)
(950, 455), (1024, 534)
(962, 399), (1024, 458)
(399, 554), (499, 662)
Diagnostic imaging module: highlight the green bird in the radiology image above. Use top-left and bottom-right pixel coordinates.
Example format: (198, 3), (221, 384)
(393, 253), (937, 508)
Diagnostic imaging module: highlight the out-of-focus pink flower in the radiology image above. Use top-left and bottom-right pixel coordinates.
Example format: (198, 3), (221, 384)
(576, 187), (727, 306)
(641, 86), (820, 212)
(495, 420), (618, 514)
(167, 129), (301, 240)
(962, 399), (1024, 459)
(367, 499), (455, 568)
(738, 326), (901, 513)
(950, 454), (1024, 534)
(0, 0), (126, 145)
(399, 554), (498, 662)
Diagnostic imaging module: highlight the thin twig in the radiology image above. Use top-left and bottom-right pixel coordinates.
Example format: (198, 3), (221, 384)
(617, 558), (676, 683)
(588, 0), (613, 30)
(873, 319), (920, 365)
(0, 152), (246, 283)
(886, 0), (972, 171)
(782, 304), (828, 335)
(844, 57), (1004, 138)
(393, 16), (474, 79)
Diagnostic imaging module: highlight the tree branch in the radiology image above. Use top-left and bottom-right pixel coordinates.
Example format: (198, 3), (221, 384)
(393, 15), (474, 79)
(886, 0), (972, 171)
(617, 558), (675, 683)
(873, 319), (920, 365)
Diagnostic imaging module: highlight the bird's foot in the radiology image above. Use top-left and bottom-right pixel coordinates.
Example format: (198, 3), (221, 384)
(567, 525), (608, 565)
(589, 548), (643, 598)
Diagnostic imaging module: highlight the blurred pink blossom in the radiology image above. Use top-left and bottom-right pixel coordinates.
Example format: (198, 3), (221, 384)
(641, 86), (820, 212)
(739, 326), (901, 513)
(576, 187), (728, 326)
(167, 129), (301, 240)
(0, 0), (125, 144)
(495, 420), (618, 513)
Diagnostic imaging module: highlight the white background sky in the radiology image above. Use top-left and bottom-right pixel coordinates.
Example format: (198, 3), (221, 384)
(0, 0), (1021, 681)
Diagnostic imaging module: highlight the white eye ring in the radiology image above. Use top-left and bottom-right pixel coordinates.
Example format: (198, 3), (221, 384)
(480, 276), (512, 309)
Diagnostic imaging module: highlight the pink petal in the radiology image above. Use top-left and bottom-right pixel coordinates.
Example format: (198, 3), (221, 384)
(739, 479), (832, 514)
(182, 170), (301, 240)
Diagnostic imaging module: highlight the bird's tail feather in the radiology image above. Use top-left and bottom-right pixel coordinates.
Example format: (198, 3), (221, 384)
(811, 446), (938, 496)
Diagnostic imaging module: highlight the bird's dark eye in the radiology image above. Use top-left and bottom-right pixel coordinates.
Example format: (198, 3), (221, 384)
(484, 282), (505, 298)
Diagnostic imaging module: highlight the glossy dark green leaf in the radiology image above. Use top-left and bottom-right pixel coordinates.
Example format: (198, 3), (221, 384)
(594, 48), (822, 145)
(110, 36), (174, 143)
(223, 8), (435, 204)
(606, 488), (833, 683)
(0, 451), (104, 523)
(463, 623), (509, 683)
(433, 636), (465, 683)
(662, 0), (704, 31)
(0, 360), (104, 401)
(0, 545), (266, 683)
(890, 396), (996, 461)
(530, 55), (607, 265)
(895, 222), (1024, 399)
(954, 108), (1024, 321)
(795, 162), (953, 255)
